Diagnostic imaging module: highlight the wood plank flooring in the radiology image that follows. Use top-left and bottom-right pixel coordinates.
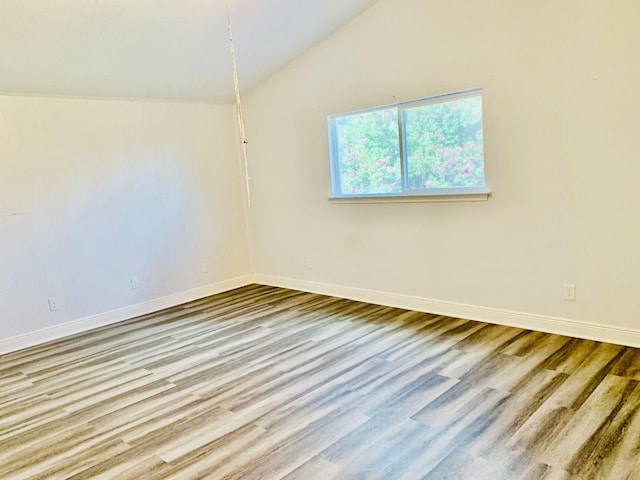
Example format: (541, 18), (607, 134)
(1, 284), (640, 479)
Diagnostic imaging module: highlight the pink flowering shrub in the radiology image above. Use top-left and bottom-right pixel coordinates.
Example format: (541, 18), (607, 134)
(404, 98), (484, 189)
(335, 97), (484, 194)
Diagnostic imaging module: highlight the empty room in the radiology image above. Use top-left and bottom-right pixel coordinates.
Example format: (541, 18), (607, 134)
(2, 0), (640, 478)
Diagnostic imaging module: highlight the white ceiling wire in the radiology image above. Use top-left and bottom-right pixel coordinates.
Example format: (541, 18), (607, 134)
(226, 6), (251, 207)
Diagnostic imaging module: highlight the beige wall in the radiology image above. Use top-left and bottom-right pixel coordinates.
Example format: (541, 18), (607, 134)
(244, 0), (640, 328)
(0, 95), (251, 339)
(4, 0), (640, 346)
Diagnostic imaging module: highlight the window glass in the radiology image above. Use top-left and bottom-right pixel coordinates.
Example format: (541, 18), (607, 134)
(328, 89), (486, 198)
(403, 96), (484, 190)
(335, 108), (401, 195)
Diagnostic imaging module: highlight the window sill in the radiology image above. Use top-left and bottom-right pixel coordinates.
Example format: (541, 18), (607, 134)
(328, 191), (491, 204)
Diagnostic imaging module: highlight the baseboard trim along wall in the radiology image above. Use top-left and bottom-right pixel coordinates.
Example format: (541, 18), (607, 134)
(0, 275), (253, 355)
(253, 274), (640, 349)
(4, 273), (640, 355)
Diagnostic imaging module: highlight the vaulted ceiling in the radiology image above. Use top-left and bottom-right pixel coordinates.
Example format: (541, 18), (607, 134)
(0, 0), (378, 102)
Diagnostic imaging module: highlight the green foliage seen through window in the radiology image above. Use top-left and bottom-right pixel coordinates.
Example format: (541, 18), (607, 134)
(330, 91), (484, 196)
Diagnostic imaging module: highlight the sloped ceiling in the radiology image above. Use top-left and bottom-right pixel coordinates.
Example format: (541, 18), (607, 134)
(0, 0), (378, 102)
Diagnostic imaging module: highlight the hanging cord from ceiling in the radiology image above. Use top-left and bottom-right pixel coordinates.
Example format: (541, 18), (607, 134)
(227, 6), (251, 208)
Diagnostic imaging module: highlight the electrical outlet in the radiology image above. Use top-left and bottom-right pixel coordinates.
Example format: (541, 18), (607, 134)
(306, 257), (313, 270)
(48, 297), (60, 311)
(130, 277), (140, 290)
(563, 283), (576, 301)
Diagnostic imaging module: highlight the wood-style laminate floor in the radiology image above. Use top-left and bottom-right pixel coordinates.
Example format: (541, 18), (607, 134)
(1, 285), (640, 479)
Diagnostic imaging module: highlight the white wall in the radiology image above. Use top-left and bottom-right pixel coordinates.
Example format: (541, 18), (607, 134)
(244, 0), (640, 331)
(0, 95), (251, 341)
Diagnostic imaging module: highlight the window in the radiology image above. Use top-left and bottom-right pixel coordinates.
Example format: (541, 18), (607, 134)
(327, 88), (487, 200)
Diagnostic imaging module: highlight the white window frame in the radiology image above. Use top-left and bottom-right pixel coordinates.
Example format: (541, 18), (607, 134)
(327, 88), (490, 202)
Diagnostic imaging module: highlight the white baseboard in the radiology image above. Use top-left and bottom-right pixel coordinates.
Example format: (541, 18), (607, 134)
(0, 275), (253, 355)
(5, 272), (639, 355)
(253, 274), (640, 348)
